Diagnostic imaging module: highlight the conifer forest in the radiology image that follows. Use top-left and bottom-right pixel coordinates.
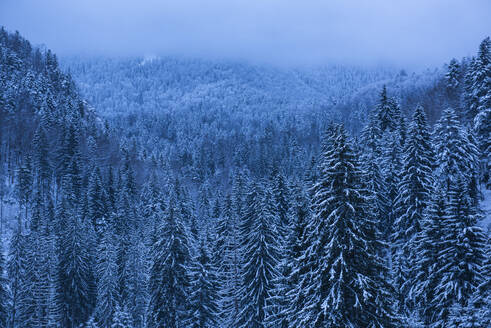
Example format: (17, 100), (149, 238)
(0, 3), (490, 327)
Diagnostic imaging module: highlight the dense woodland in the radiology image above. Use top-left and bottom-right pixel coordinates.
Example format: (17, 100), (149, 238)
(0, 27), (490, 327)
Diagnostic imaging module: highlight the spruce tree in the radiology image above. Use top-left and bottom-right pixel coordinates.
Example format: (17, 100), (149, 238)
(27, 191), (62, 327)
(465, 37), (490, 122)
(446, 58), (461, 91)
(148, 192), (192, 328)
(57, 195), (96, 327)
(31, 125), (51, 192)
(433, 107), (476, 198)
(214, 193), (241, 327)
(376, 85), (402, 133)
(269, 183), (309, 328)
(410, 187), (447, 326)
(94, 219), (119, 328)
(360, 112), (390, 240)
(7, 225), (31, 328)
(373, 87), (405, 245)
(124, 234), (148, 328)
(445, 58), (463, 113)
(465, 37), (490, 187)
(392, 106), (434, 314)
(294, 124), (398, 327)
(431, 178), (487, 327)
(190, 236), (220, 328)
(266, 169), (291, 328)
(235, 182), (280, 328)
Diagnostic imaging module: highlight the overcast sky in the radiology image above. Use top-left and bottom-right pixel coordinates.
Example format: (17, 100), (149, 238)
(1, 0), (490, 67)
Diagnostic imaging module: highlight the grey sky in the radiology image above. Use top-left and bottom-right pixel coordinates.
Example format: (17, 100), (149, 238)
(1, 0), (490, 67)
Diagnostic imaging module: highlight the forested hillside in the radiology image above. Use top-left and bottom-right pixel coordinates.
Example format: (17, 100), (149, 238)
(0, 27), (490, 328)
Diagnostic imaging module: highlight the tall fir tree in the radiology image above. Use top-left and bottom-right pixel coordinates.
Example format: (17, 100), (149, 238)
(7, 225), (31, 328)
(265, 168), (291, 328)
(360, 112), (390, 241)
(294, 124), (398, 327)
(433, 107), (478, 200)
(465, 37), (490, 122)
(57, 194), (96, 328)
(148, 192), (192, 328)
(189, 236), (220, 328)
(94, 219), (119, 328)
(445, 58), (463, 114)
(235, 182), (280, 328)
(392, 106), (434, 315)
(410, 187), (447, 326)
(214, 193), (241, 327)
(431, 178), (487, 327)
(269, 182), (309, 328)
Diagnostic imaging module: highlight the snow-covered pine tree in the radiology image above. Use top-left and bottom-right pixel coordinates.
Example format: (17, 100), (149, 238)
(360, 112), (390, 241)
(431, 177), (487, 327)
(189, 235), (220, 328)
(375, 85), (404, 134)
(124, 234), (149, 328)
(379, 130), (403, 238)
(373, 87), (406, 246)
(463, 127), (481, 204)
(467, 38), (491, 187)
(392, 106), (434, 314)
(27, 189), (62, 327)
(464, 37), (491, 187)
(433, 107), (477, 199)
(265, 167), (292, 328)
(31, 125), (51, 193)
(94, 219), (119, 327)
(410, 187), (447, 326)
(446, 58), (462, 91)
(214, 193), (241, 327)
(465, 37), (490, 123)
(57, 194), (96, 327)
(235, 182), (280, 328)
(147, 191), (192, 328)
(445, 58), (464, 113)
(294, 124), (398, 327)
(7, 224), (31, 328)
(269, 182), (309, 328)
(114, 162), (140, 309)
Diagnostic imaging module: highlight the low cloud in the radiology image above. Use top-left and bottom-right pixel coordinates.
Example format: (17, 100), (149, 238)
(1, 0), (490, 67)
